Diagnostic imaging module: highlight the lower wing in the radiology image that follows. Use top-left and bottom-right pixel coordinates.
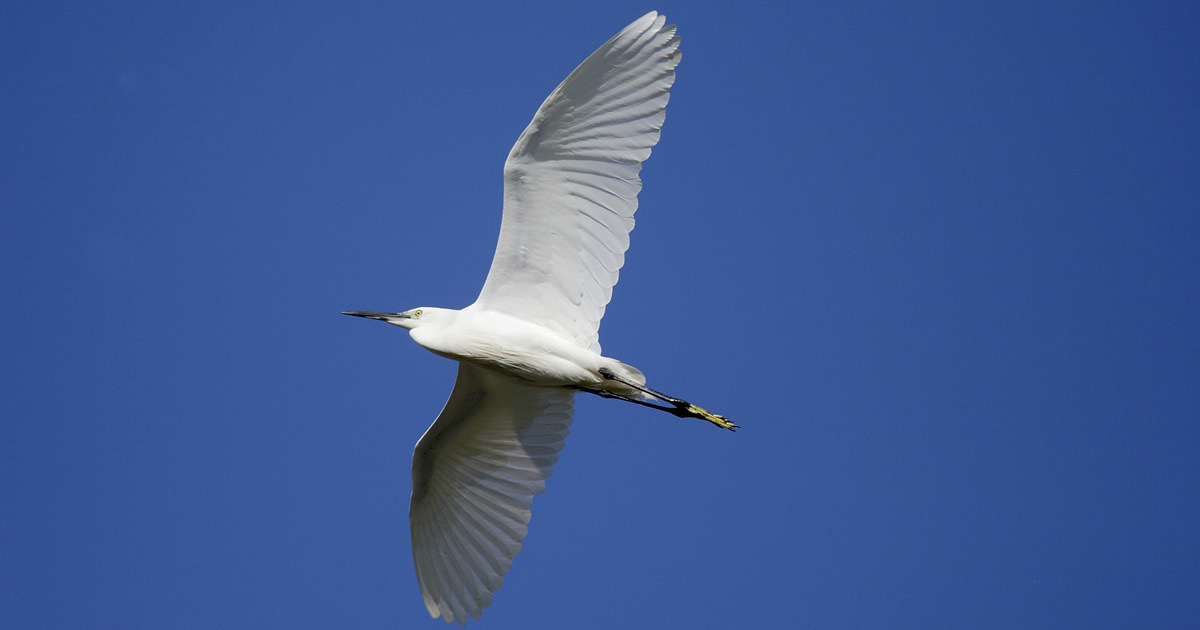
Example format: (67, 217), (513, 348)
(409, 363), (574, 623)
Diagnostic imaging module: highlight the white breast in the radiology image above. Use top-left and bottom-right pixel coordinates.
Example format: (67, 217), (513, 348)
(410, 308), (604, 387)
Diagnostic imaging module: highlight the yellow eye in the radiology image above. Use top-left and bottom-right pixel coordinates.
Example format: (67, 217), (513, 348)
(413, 309), (423, 318)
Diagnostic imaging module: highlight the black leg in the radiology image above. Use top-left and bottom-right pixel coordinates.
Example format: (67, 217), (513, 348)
(594, 368), (738, 431)
(587, 388), (685, 414)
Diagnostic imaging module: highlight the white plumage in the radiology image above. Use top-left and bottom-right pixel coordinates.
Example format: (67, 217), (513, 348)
(345, 11), (733, 625)
(478, 11), (681, 354)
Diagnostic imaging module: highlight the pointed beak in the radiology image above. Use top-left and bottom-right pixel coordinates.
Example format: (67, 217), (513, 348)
(342, 311), (404, 322)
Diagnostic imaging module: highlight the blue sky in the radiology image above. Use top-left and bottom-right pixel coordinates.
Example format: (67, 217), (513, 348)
(3, 1), (1198, 628)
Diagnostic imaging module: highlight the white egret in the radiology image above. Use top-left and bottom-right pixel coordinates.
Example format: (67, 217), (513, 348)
(344, 11), (733, 624)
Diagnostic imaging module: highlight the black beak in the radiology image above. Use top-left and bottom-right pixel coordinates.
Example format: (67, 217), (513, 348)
(342, 311), (399, 321)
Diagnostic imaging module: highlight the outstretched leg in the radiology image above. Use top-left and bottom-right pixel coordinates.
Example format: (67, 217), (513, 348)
(592, 368), (738, 431)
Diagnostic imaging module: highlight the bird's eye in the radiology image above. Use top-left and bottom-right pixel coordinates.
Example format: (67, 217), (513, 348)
(413, 310), (423, 318)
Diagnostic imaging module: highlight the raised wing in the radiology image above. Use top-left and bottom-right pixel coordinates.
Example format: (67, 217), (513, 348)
(409, 363), (574, 624)
(473, 12), (681, 353)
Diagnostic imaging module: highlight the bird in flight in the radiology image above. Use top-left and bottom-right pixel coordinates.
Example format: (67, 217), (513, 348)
(344, 11), (733, 624)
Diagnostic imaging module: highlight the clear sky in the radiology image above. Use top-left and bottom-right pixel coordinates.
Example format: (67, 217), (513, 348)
(3, 1), (1198, 628)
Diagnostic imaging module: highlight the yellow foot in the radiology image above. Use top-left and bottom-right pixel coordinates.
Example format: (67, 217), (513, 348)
(686, 404), (738, 431)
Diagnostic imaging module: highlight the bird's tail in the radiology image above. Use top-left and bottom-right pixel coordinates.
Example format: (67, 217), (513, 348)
(605, 360), (646, 386)
(596, 359), (652, 400)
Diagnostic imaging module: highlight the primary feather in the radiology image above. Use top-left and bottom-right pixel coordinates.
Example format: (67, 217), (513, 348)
(410, 364), (573, 623)
(475, 11), (681, 354)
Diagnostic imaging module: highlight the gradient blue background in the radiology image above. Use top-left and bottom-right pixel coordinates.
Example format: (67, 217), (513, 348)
(4, 2), (1198, 628)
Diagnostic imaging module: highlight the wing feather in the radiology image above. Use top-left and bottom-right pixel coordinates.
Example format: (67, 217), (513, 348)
(474, 12), (682, 353)
(409, 363), (573, 624)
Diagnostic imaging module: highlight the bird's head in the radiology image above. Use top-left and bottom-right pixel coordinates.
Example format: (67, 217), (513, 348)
(342, 308), (441, 330)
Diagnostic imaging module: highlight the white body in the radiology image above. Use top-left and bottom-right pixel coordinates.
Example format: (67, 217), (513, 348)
(409, 306), (645, 393)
